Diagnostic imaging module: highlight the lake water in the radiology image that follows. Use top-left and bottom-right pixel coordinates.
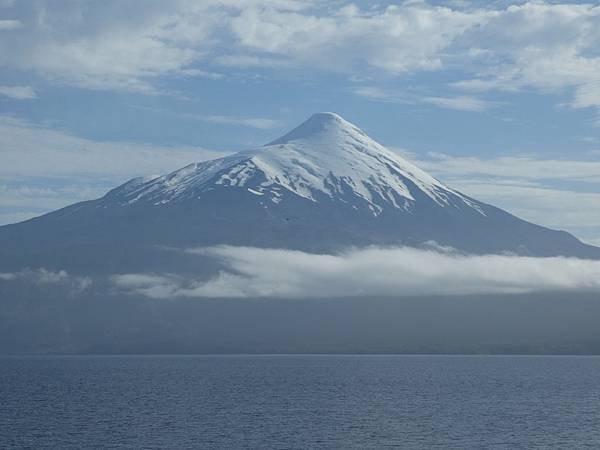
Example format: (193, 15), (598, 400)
(1, 355), (599, 449)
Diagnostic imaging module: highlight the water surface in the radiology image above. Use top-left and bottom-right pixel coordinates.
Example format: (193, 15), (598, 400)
(1, 355), (599, 448)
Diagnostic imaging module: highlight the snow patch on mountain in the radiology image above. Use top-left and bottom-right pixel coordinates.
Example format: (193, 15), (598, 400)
(108, 112), (485, 216)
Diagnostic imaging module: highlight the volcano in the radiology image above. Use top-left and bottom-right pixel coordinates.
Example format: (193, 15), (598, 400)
(1, 112), (598, 274)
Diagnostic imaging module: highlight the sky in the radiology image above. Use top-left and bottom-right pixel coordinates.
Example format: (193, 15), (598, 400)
(1, 0), (599, 246)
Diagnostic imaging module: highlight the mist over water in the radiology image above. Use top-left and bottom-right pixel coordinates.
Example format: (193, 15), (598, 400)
(2, 286), (600, 354)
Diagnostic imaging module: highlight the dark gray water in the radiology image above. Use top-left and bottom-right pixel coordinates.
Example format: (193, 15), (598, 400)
(1, 355), (599, 449)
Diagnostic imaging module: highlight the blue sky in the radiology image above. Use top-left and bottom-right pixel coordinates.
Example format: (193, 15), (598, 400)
(1, 0), (599, 245)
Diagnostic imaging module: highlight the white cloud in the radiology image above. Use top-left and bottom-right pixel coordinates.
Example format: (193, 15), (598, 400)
(179, 68), (224, 79)
(112, 246), (600, 299)
(417, 153), (600, 184)
(0, 2), (208, 92)
(0, 116), (227, 180)
(0, 1), (486, 92)
(212, 54), (293, 69)
(196, 115), (283, 130)
(0, 183), (105, 207)
(587, 238), (600, 247)
(0, 183), (108, 224)
(422, 95), (496, 112)
(449, 180), (600, 231)
(36, 268), (70, 283)
(299, 3), (600, 118)
(353, 86), (396, 102)
(1, 0), (598, 116)
(0, 115), (229, 225)
(451, 3), (600, 113)
(111, 273), (181, 299)
(352, 86), (415, 105)
(0, 268), (92, 291)
(408, 152), (600, 243)
(0, 19), (21, 30)
(0, 211), (40, 225)
(227, 3), (485, 74)
(0, 85), (36, 99)
(0, 0), (319, 92)
(354, 86), (496, 111)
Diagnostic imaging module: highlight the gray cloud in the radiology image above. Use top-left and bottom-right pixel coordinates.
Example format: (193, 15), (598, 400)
(0, 268), (92, 291)
(112, 246), (600, 299)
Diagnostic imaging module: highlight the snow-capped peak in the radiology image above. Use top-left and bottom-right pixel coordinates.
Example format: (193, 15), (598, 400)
(109, 113), (485, 216)
(267, 112), (359, 145)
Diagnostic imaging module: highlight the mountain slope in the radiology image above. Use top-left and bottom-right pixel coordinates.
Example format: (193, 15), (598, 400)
(1, 112), (599, 274)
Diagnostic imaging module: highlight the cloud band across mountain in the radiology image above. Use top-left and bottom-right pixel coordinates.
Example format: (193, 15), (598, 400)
(111, 246), (600, 299)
